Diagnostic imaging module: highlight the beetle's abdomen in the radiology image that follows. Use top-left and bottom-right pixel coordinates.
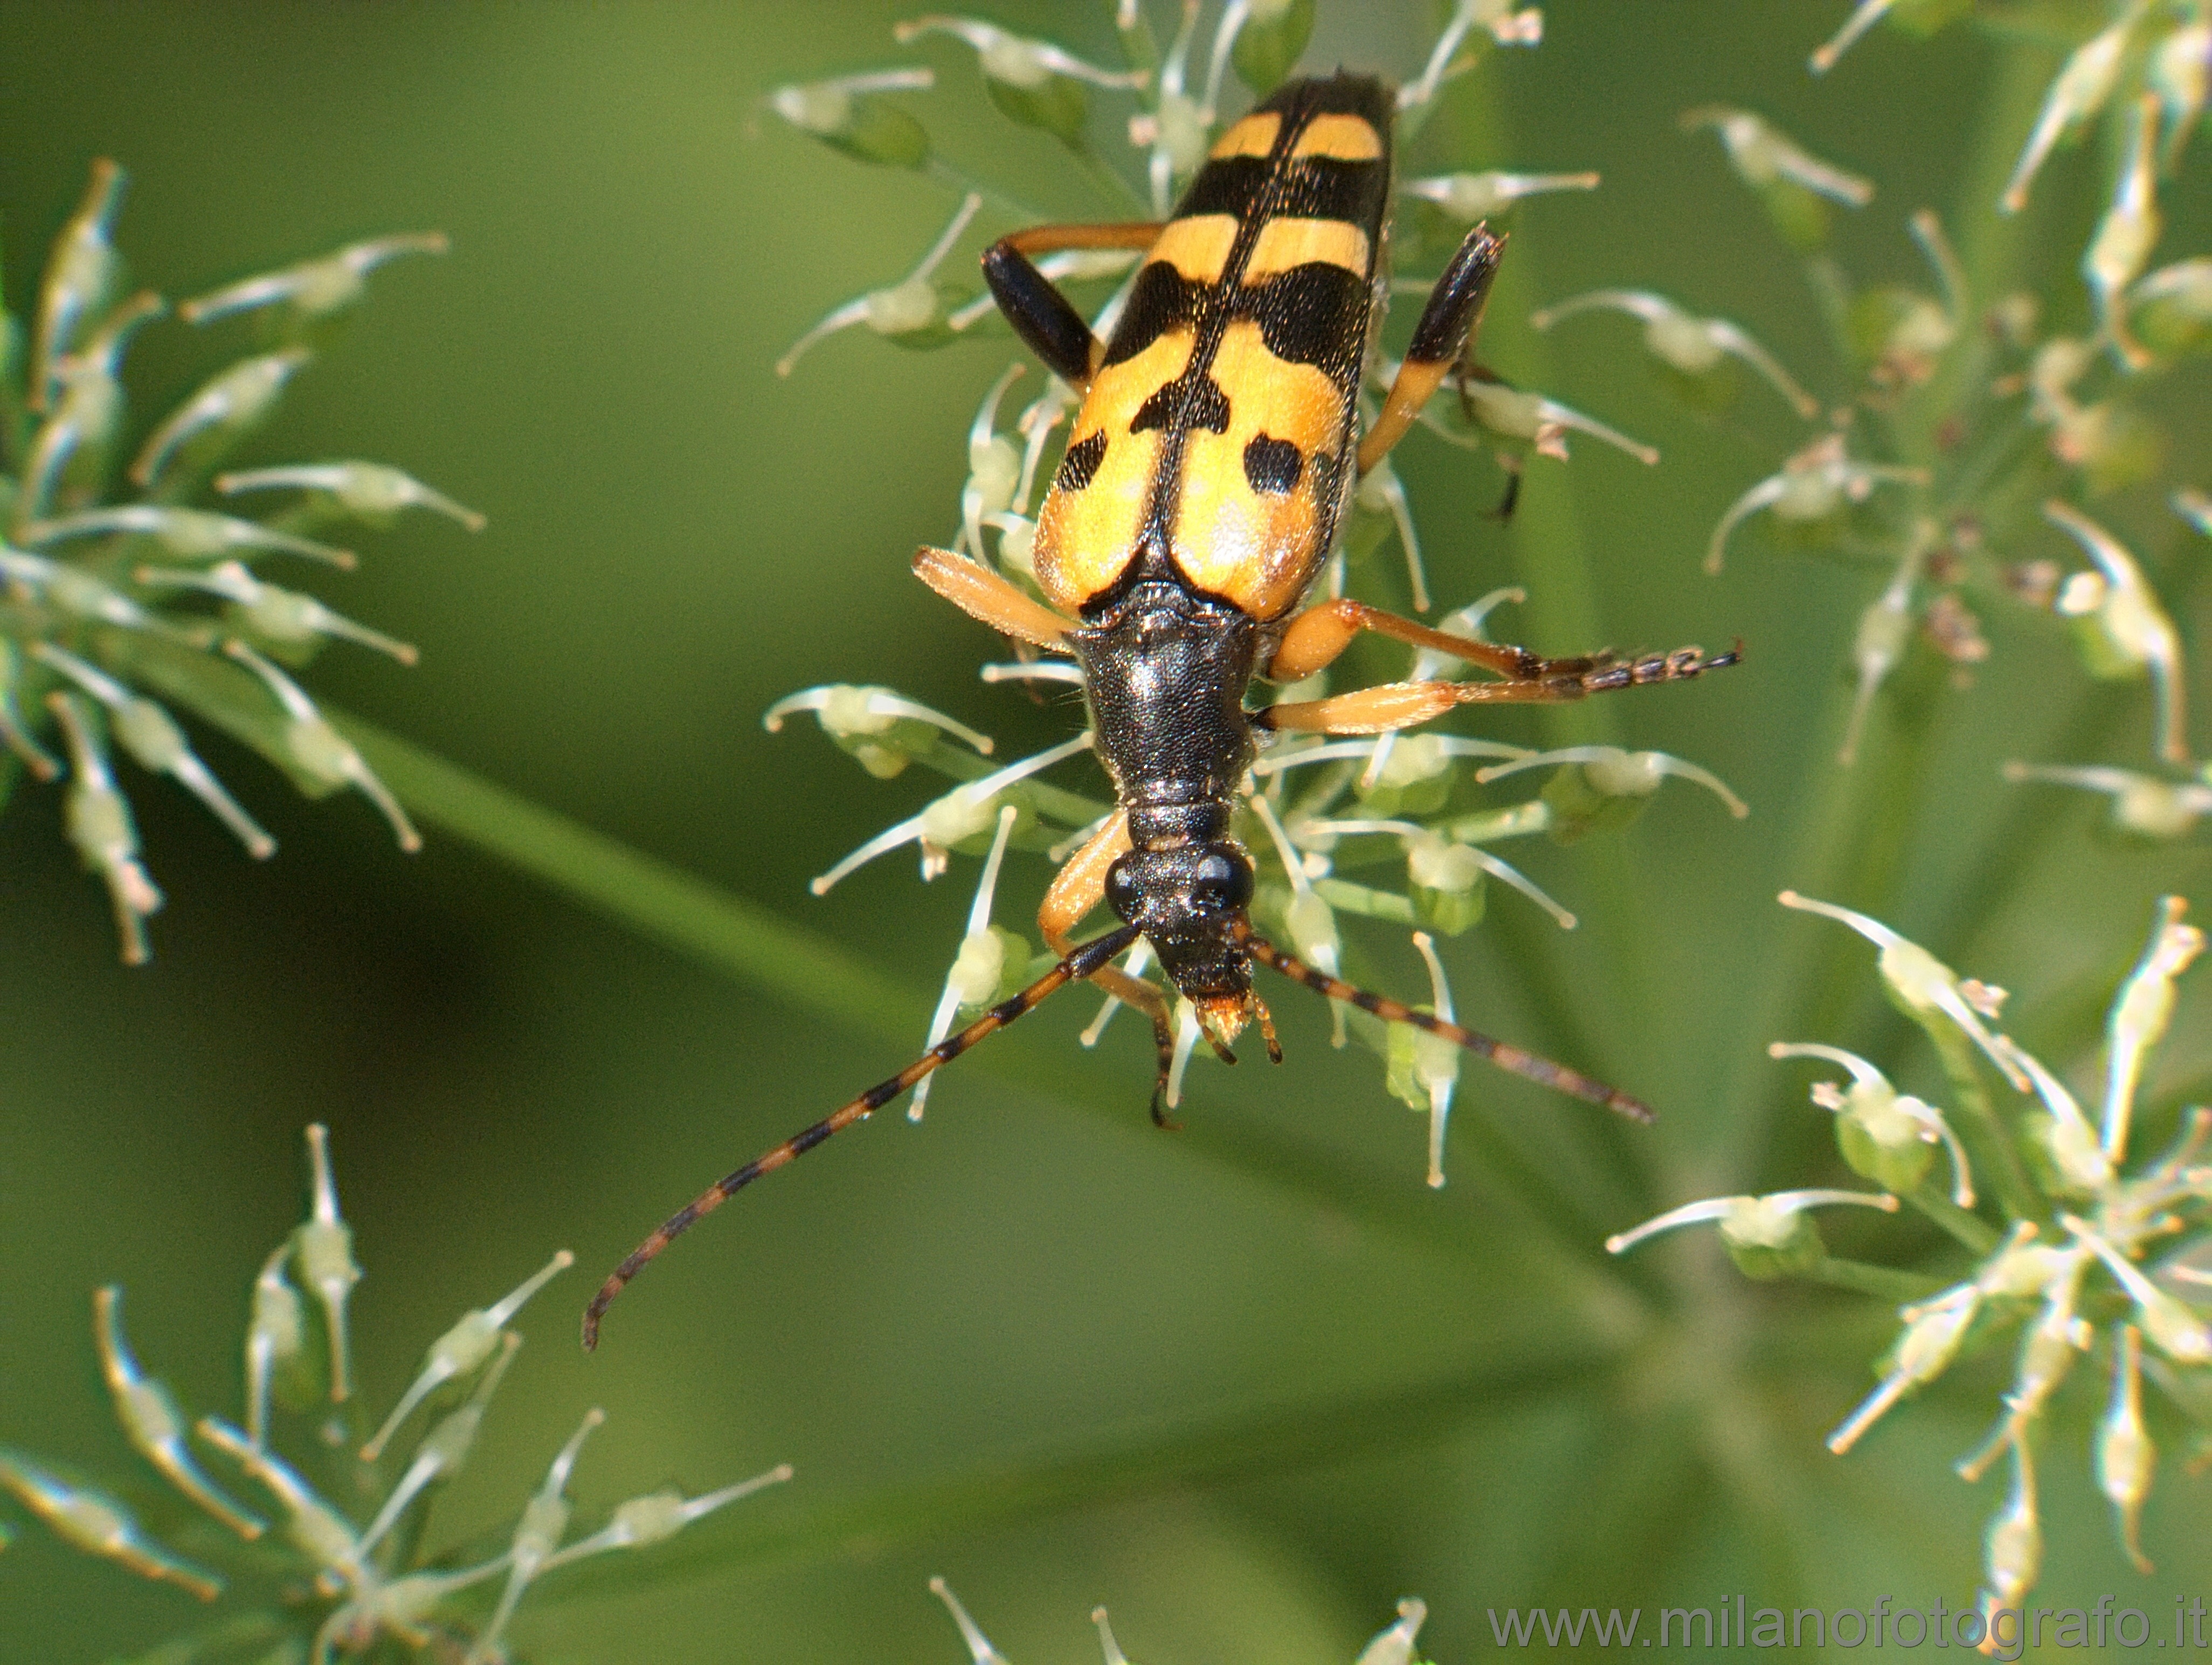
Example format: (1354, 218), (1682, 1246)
(1033, 74), (1394, 624)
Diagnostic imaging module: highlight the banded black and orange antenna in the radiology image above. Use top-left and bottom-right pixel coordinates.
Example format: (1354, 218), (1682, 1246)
(582, 921), (1142, 1350)
(1230, 920), (1655, 1125)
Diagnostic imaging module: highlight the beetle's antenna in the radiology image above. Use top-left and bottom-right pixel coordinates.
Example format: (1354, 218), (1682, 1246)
(583, 922), (1144, 1350)
(1234, 921), (1654, 1124)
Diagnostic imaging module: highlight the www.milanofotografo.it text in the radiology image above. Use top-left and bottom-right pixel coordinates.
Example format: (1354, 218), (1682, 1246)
(1485, 1594), (2209, 1653)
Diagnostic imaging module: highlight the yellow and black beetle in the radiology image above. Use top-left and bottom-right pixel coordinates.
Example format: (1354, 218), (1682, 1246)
(584, 72), (1734, 1348)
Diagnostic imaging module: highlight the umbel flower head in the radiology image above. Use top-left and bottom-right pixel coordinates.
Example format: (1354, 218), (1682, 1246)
(0, 1126), (789, 1662)
(1, 161), (479, 962)
(760, 0), (1749, 1183)
(1610, 893), (2209, 1618)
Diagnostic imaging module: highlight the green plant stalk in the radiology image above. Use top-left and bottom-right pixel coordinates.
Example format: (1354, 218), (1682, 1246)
(1904, 1178), (2002, 1256)
(337, 712), (1646, 1313)
(526, 1347), (1608, 1607)
(1922, 1014), (2045, 1225)
(1802, 1255), (1948, 1303)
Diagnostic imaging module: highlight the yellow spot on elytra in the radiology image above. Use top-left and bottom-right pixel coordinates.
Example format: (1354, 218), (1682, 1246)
(1032, 330), (1191, 610)
(1243, 217), (1371, 280)
(1148, 216), (1239, 283)
(1171, 320), (1347, 618)
(1211, 113), (1280, 158)
(1292, 114), (1383, 161)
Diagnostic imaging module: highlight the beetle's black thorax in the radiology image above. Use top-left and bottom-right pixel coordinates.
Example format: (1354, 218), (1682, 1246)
(1072, 576), (1257, 851)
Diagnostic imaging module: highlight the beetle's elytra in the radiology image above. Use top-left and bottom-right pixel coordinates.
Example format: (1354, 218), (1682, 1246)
(584, 72), (1736, 1349)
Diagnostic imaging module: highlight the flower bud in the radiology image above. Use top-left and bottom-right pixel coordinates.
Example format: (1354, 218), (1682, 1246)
(895, 17), (1144, 145)
(1530, 289), (1815, 417)
(360, 1249), (573, 1461)
(225, 641), (423, 850)
(2131, 256), (2212, 358)
(30, 503), (354, 567)
(218, 461), (486, 530)
(193, 1416), (360, 1576)
(2083, 95), (2162, 370)
(777, 193), (981, 376)
(130, 348), (312, 488)
(22, 290), (163, 518)
(1981, 1439), (2041, 1623)
(1718, 1194), (1830, 1279)
(355, 1331), (520, 1560)
(1356, 1597), (1429, 1665)
(137, 559), (418, 664)
(2096, 1324), (2155, 1573)
(1705, 435), (1926, 574)
(0, 1448), (220, 1600)
(1450, 374), (1658, 465)
(540, 1464), (791, 1568)
(1778, 892), (2028, 1088)
(48, 692), (162, 965)
(1682, 106), (1872, 249)
(2045, 500), (2187, 764)
(1827, 1282), (1976, 1453)
(2003, 13), (2134, 212)
(910, 804), (1020, 1121)
(178, 232), (447, 328)
(467, 1407), (605, 1664)
(244, 1241), (305, 1449)
(2102, 896), (2202, 1160)
(30, 158), (126, 412)
(93, 1287), (265, 1540)
(292, 1124), (361, 1402)
(1405, 169), (1600, 222)
(768, 682), (994, 780)
(767, 69), (935, 169)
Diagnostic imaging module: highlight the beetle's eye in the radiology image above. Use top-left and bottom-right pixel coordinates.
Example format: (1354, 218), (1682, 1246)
(1189, 850), (1251, 912)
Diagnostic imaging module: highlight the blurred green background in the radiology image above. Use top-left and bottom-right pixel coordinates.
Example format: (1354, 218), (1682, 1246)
(1, 3), (2206, 1661)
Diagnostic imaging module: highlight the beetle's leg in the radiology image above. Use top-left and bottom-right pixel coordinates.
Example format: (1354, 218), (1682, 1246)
(1357, 223), (1508, 477)
(1255, 644), (1741, 735)
(1038, 809), (1187, 1124)
(983, 223), (1162, 393)
(1267, 595), (1616, 684)
(913, 545), (1077, 648)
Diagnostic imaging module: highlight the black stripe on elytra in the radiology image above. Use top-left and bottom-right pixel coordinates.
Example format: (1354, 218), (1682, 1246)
(1270, 157), (1389, 228)
(1248, 262), (1371, 385)
(1179, 156), (1270, 220)
(1103, 261), (1208, 367)
(1131, 371), (1230, 435)
(1055, 430), (1107, 492)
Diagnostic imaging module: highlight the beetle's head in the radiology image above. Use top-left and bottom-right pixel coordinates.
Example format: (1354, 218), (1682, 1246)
(1105, 840), (1256, 1038)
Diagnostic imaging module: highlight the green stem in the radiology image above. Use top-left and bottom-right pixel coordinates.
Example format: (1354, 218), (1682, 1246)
(524, 1349), (1606, 1600)
(1905, 1181), (2001, 1255)
(1804, 1256), (1947, 1303)
(1923, 1016), (2045, 1225)
(336, 712), (1637, 1302)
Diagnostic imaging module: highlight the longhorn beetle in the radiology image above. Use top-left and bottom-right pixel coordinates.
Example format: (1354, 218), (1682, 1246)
(584, 72), (1736, 1349)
